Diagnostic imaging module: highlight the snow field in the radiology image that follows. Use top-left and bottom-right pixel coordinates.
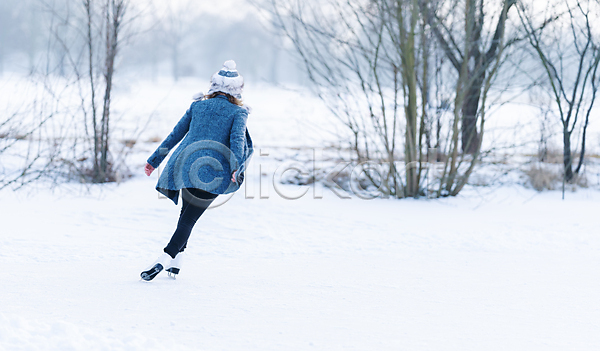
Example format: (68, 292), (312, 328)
(1, 76), (599, 350)
(1, 175), (599, 350)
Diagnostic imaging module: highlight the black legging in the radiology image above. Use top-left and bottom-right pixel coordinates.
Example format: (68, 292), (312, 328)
(163, 188), (218, 258)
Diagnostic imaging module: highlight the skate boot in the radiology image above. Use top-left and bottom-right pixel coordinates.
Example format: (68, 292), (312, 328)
(165, 252), (184, 279)
(140, 253), (172, 281)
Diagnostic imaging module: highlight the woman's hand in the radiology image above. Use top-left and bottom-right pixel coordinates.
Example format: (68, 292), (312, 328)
(231, 171), (237, 183)
(144, 163), (155, 176)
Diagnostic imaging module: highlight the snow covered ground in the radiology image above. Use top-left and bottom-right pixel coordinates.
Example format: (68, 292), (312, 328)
(1, 76), (600, 350)
(1, 174), (599, 350)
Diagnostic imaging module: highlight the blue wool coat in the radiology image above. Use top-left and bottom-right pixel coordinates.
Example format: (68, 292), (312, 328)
(147, 95), (253, 204)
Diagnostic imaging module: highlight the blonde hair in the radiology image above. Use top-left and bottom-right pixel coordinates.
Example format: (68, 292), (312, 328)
(205, 92), (243, 106)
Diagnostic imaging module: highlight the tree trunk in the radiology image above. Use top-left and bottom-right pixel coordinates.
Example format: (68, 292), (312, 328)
(461, 73), (483, 153)
(425, 0), (514, 154)
(84, 0), (100, 180)
(402, 0), (420, 198)
(563, 129), (573, 183)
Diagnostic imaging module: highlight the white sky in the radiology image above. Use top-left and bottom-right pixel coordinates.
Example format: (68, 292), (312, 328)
(148, 0), (264, 21)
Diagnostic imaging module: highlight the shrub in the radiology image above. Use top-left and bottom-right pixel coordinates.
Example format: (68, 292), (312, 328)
(525, 164), (561, 191)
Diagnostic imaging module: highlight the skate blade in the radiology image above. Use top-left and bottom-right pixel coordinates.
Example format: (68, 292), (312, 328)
(166, 267), (179, 279)
(140, 263), (164, 281)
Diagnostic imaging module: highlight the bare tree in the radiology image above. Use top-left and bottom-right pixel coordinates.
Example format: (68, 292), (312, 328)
(423, 0), (516, 154)
(518, 0), (600, 186)
(269, 0), (415, 197)
(0, 90), (63, 190)
(0, 0), (148, 189)
(99, 0), (127, 182)
(267, 0), (513, 198)
(47, 0), (132, 183)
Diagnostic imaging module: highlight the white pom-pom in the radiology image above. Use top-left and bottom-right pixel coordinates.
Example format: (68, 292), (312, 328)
(223, 60), (236, 70)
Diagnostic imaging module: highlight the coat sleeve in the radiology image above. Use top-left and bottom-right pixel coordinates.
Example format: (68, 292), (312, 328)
(147, 106), (193, 168)
(229, 109), (248, 173)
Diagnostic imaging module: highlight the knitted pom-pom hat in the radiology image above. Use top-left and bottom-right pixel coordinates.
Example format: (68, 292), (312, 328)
(206, 60), (244, 99)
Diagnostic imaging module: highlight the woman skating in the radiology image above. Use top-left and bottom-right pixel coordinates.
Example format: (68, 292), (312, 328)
(141, 60), (253, 281)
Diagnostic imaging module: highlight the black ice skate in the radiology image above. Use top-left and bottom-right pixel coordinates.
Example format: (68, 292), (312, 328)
(140, 253), (171, 281)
